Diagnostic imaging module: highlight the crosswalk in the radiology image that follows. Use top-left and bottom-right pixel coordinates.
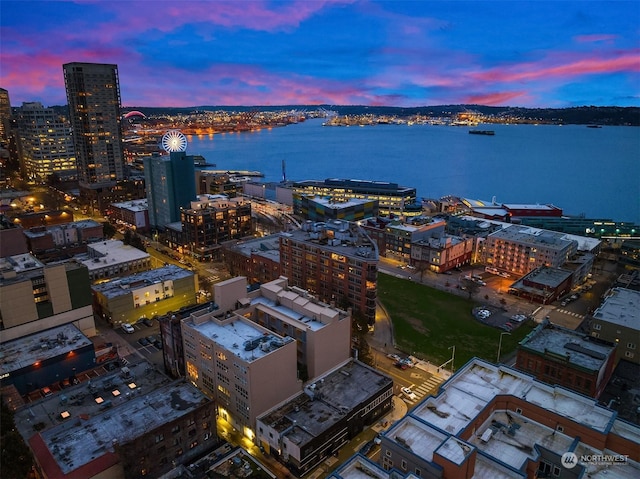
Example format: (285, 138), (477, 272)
(556, 309), (584, 318)
(403, 376), (443, 405)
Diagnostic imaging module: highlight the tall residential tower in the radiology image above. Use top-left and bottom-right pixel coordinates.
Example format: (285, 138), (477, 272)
(63, 62), (124, 191)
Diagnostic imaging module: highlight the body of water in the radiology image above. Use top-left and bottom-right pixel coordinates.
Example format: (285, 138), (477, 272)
(187, 119), (639, 223)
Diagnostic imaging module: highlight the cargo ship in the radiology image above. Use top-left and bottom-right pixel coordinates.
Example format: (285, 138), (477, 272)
(469, 130), (495, 135)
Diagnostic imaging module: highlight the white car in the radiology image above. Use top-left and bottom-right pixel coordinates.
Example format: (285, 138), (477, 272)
(401, 387), (418, 401)
(121, 323), (135, 334)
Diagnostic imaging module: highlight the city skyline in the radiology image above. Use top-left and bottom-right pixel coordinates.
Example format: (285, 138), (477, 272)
(1, 1), (638, 109)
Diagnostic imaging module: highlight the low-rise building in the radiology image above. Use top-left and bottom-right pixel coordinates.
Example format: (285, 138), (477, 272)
(587, 287), (640, 365)
(507, 265), (573, 304)
(221, 234), (282, 285)
(27, 381), (217, 479)
(24, 219), (103, 262)
(384, 219), (445, 263)
(349, 358), (639, 479)
(107, 199), (149, 232)
(77, 239), (151, 281)
(92, 264), (196, 327)
(0, 323), (95, 397)
(257, 359), (393, 476)
(411, 234), (474, 273)
(516, 320), (617, 398)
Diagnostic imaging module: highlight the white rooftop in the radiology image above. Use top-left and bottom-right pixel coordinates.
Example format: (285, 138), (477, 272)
(592, 287), (640, 330)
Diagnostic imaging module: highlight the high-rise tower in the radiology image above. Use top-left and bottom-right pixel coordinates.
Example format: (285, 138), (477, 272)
(63, 63), (124, 190)
(15, 102), (76, 181)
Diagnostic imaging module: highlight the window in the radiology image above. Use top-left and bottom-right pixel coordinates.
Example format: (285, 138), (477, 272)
(553, 465), (561, 476)
(625, 351), (635, 359)
(628, 342), (636, 350)
(401, 460), (407, 471)
(515, 408), (522, 414)
(415, 468), (421, 477)
(556, 425), (564, 433)
(593, 323), (601, 330)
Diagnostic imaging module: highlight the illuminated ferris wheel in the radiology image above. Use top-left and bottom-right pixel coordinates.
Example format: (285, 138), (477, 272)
(161, 130), (188, 153)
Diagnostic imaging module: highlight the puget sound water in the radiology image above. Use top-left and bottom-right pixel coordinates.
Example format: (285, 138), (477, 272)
(186, 119), (639, 223)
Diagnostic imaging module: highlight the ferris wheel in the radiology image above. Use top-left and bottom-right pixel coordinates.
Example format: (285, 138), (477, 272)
(161, 130), (188, 153)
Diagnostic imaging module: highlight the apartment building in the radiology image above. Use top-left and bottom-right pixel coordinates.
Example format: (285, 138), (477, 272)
(180, 195), (252, 260)
(23, 219), (103, 262)
(14, 101), (76, 181)
(280, 220), (378, 324)
(482, 224), (579, 276)
(181, 302), (300, 439)
(179, 276), (352, 438)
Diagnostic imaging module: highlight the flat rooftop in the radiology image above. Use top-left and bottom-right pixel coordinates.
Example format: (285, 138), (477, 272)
(308, 196), (376, 209)
(22, 219), (102, 238)
(285, 221), (378, 260)
(227, 234), (281, 261)
(79, 240), (149, 271)
(294, 178), (416, 194)
(92, 264), (192, 299)
(186, 312), (293, 363)
(0, 324), (92, 376)
(489, 225), (575, 250)
(385, 359), (640, 478)
(260, 360), (392, 443)
(111, 199), (147, 212)
(0, 253), (44, 275)
(591, 287), (640, 330)
(520, 321), (614, 372)
(35, 381), (208, 476)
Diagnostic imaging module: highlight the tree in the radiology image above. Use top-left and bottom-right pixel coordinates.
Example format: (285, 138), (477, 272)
(102, 221), (116, 239)
(460, 278), (480, 299)
(1, 402), (34, 478)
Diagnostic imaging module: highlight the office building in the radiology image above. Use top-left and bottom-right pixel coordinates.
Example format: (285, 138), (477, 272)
(587, 288), (640, 365)
(256, 359), (393, 476)
(0, 254), (94, 342)
(180, 195), (252, 260)
(14, 102), (76, 181)
(144, 151), (196, 230)
(516, 320), (617, 398)
(63, 62), (124, 190)
(280, 220), (378, 324)
(0, 87), (11, 145)
(347, 358), (639, 479)
(291, 178), (417, 217)
(296, 195), (379, 222)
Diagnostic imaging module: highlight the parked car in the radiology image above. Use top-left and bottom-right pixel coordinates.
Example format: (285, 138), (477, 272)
(137, 337), (149, 346)
(142, 318), (154, 327)
(121, 323), (135, 334)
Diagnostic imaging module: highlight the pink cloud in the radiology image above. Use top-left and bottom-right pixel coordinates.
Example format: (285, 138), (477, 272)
(574, 34), (618, 44)
(462, 91), (529, 106)
(471, 50), (640, 83)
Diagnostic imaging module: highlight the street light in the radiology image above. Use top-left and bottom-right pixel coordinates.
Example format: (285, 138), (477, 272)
(497, 332), (511, 363)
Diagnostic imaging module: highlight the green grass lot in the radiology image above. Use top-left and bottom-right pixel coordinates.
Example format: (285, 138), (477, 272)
(378, 273), (536, 370)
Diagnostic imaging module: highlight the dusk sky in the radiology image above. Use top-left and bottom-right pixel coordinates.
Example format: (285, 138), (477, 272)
(2, 1), (639, 108)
